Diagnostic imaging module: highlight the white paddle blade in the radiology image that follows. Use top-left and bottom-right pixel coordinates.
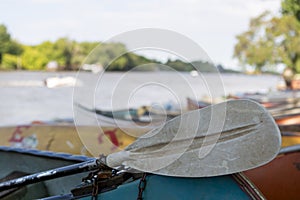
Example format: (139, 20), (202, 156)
(106, 100), (281, 177)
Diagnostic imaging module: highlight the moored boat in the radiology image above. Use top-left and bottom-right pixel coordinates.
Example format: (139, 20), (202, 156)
(278, 124), (300, 147)
(0, 125), (146, 156)
(73, 173), (263, 200)
(186, 97), (210, 110)
(243, 145), (300, 200)
(75, 103), (177, 128)
(0, 100), (282, 199)
(0, 146), (264, 200)
(227, 90), (300, 111)
(45, 76), (77, 88)
(281, 131), (300, 147)
(274, 113), (300, 125)
(0, 123), (295, 159)
(269, 106), (300, 117)
(0, 146), (92, 199)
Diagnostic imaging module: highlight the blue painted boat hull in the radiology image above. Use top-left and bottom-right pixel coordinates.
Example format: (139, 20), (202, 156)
(79, 174), (259, 200)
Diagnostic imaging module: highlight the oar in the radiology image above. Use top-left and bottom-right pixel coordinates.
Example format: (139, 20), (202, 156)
(106, 99), (281, 177)
(0, 159), (101, 192)
(0, 99), (281, 191)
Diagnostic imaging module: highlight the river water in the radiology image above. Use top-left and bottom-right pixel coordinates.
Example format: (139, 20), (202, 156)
(0, 71), (282, 126)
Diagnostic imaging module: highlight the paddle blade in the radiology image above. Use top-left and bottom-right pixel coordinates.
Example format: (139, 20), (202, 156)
(106, 100), (281, 177)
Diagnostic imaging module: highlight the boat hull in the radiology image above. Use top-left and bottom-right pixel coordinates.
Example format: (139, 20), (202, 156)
(0, 146), (91, 198)
(244, 145), (300, 200)
(0, 125), (146, 156)
(0, 146), (263, 200)
(77, 173), (261, 200)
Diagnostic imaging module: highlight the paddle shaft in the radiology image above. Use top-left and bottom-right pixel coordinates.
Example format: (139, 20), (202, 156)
(0, 159), (100, 192)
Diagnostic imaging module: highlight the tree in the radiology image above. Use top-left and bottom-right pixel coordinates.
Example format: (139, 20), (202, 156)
(53, 38), (75, 70)
(233, 12), (274, 72)
(85, 42), (127, 67)
(0, 25), (10, 65)
(0, 24), (23, 66)
(233, 12), (300, 73)
(282, 0), (300, 21)
(71, 41), (98, 69)
(21, 46), (48, 70)
(267, 15), (300, 72)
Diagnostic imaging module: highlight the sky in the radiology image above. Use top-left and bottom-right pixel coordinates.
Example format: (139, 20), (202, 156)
(0, 0), (281, 69)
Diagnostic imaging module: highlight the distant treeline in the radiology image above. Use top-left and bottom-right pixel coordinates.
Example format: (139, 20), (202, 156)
(0, 24), (232, 72)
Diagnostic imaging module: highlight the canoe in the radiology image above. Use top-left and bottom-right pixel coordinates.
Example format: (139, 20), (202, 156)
(0, 125), (147, 157)
(274, 113), (300, 125)
(1, 124), (295, 158)
(279, 124), (300, 147)
(75, 103), (176, 128)
(228, 90), (300, 103)
(0, 146), (264, 200)
(279, 123), (300, 132)
(30, 118), (74, 125)
(0, 146), (92, 199)
(228, 91), (300, 111)
(243, 145), (300, 200)
(281, 132), (300, 147)
(268, 104), (300, 115)
(74, 173), (263, 200)
(186, 97), (210, 110)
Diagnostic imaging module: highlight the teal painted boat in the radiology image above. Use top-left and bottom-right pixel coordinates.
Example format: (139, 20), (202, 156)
(0, 146), (263, 199)
(74, 173), (262, 200)
(0, 146), (92, 199)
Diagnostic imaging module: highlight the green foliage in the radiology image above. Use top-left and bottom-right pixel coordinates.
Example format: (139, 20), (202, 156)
(0, 25), (11, 55)
(0, 24), (23, 67)
(0, 24), (220, 72)
(73, 41), (98, 67)
(21, 46), (48, 70)
(234, 12), (273, 72)
(107, 52), (158, 71)
(165, 59), (193, 71)
(282, 0), (300, 21)
(7, 40), (23, 55)
(19, 38), (96, 70)
(234, 12), (300, 73)
(191, 61), (217, 72)
(2, 54), (19, 70)
(85, 42), (127, 67)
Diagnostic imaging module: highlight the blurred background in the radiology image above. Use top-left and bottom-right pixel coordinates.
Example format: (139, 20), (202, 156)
(1, 2), (300, 199)
(0, 0), (299, 126)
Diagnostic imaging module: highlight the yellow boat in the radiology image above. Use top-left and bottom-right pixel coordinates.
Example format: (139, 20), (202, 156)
(0, 125), (147, 157)
(279, 124), (300, 147)
(1, 123), (299, 158)
(281, 132), (300, 147)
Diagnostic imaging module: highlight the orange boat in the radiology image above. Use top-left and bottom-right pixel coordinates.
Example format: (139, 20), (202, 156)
(243, 145), (300, 200)
(275, 114), (300, 125)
